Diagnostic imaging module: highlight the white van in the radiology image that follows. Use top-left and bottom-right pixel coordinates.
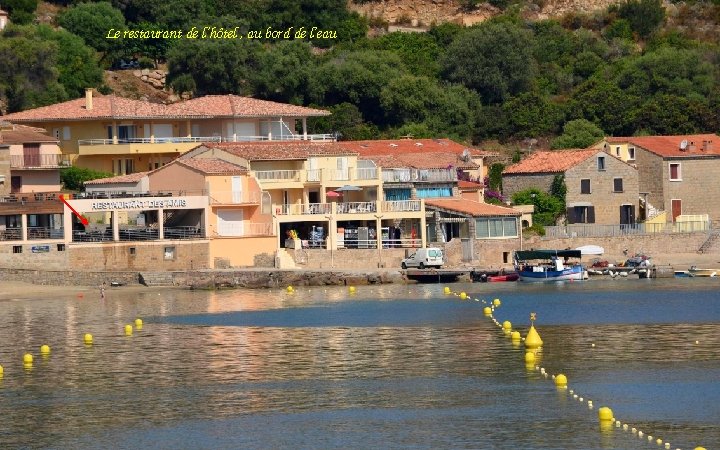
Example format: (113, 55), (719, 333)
(401, 248), (443, 269)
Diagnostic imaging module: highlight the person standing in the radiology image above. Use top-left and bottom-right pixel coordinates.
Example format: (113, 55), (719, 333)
(100, 282), (106, 300)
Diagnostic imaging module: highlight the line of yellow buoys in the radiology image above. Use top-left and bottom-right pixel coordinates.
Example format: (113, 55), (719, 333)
(444, 286), (707, 450)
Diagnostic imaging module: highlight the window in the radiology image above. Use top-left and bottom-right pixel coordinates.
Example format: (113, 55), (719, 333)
(628, 147), (635, 160)
(13, 246), (22, 254)
(597, 156), (606, 171)
(416, 187), (453, 198)
(669, 163), (681, 181)
(129, 247), (136, 255)
(475, 217), (518, 239)
(615, 146), (620, 156)
(164, 246), (176, 260)
(568, 206), (596, 224)
(385, 189), (411, 201)
(614, 178), (623, 192)
(580, 179), (591, 194)
(113, 158), (134, 175)
(57, 244), (65, 251)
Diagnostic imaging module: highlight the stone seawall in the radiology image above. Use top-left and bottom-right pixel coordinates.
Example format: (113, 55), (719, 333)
(0, 267), (407, 289)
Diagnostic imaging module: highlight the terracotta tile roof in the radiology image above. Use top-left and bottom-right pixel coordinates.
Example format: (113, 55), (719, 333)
(2, 94), (329, 122)
(202, 141), (356, 160)
(604, 134), (720, 158)
(502, 149), (599, 175)
(85, 172), (148, 185)
(425, 199), (519, 217)
(458, 180), (484, 190)
(167, 95), (330, 118)
(360, 152), (477, 169)
(0, 125), (58, 144)
(340, 138), (496, 157)
(177, 158), (247, 175)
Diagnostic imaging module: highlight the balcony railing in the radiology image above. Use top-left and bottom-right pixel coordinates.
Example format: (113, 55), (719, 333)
(337, 202), (376, 214)
(209, 191), (261, 204)
(544, 221), (711, 238)
(331, 168), (350, 181)
(306, 169), (322, 182)
(254, 170), (301, 182)
(0, 228), (22, 241)
(277, 203), (332, 215)
(356, 167), (378, 180)
(383, 169), (457, 183)
(77, 133), (336, 146)
(10, 154), (70, 168)
(28, 227), (64, 240)
(382, 200), (422, 212)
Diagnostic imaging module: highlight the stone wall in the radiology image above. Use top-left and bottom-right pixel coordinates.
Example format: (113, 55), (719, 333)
(637, 148), (665, 211)
(663, 156), (720, 222)
(66, 241), (210, 271)
(0, 267), (140, 286)
(0, 242), (69, 270)
(298, 248), (412, 270)
(502, 173), (555, 199)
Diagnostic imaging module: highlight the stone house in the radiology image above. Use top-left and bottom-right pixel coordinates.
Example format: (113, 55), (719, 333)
(503, 149), (639, 225)
(595, 134), (720, 223)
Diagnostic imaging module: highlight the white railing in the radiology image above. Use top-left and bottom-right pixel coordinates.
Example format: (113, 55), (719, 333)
(382, 169), (456, 183)
(331, 168), (350, 181)
(254, 170), (301, 182)
(339, 238), (422, 249)
(545, 221), (711, 238)
(356, 167), (378, 180)
(209, 191), (262, 204)
(306, 169), (322, 182)
(383, 169), (412, 183)
(78, 133), (336, 146)
(337, 202), (377, 214)
(382, 200), (422, 212)
(277, 203), (331, 215)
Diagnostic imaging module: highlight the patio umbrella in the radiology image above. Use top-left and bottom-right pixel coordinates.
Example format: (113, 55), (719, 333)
(334, 185), (362, 192)
(326, 191), (342, 198)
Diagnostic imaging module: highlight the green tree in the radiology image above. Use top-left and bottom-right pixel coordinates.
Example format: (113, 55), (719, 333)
(488, 163), (505, 192)
(250, 41), (314, 104)
(306, 102), (379, 141)
(58, 2), (126, 60)
(616, 0), (665, 38)
(60, 167), (114, 191)
(604, 19), (633, 41)
(550, 174), (567, 211)
(367, 32), (442, 78)
(2, 0), (38, 24)
(441, 21), (535, 104)
(551, 119), (605, 149)
(512, 188), (564, 226)
(501, 91), (566, 138)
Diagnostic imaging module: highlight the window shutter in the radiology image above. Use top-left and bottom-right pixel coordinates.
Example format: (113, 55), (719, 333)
(566, 207), (577, 224)
(629, 205), (635, 224)
(581, 179), (590, 194)
(614, 178), (623, 192)
(587, 206), (596, 224)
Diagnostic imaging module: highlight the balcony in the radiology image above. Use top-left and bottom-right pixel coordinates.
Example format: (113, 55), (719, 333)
(10, 154), (71, 169)
(275, 200), (423, 217)
(277, 203), (332, 215)
(383, 169), (457, 183)
(382, 200), (422, 212)
(209, 191), (262, 205)
(337, 201), (376, 214)
(254, 170), (301, 183)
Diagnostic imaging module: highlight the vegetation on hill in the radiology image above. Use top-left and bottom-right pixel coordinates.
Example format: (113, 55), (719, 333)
(1, 0), (719, 144)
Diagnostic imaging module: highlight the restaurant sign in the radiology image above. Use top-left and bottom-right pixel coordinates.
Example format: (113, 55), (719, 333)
(89, 197), (189, 211)
(31, 245), (50, 253)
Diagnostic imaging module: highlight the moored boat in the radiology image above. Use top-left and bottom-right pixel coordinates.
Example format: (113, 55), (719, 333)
(688, 266), (720, 277)
(488, 272), (519, 282)
(515, 250), (585, 282)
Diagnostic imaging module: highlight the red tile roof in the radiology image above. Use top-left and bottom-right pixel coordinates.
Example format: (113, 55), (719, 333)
(360, 152), (477, 170)
(167, 95), (329, 118)
(201, 141), (356, 160)
(604, 134), (720, 157)
(458, 180), (484, 190)
(85, 172), (148, 185)
(0, 125), (58, 144)
(2, 94), (329, 122)
(340, 139), (496, 158)
(425, 199), (519, 217)
(177, 158), (247, 175)
(502, 149), (599, 175)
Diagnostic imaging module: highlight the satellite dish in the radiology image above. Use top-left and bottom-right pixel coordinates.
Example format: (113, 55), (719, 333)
(461, 148), (471, 162)
(680, 139), (688, 150)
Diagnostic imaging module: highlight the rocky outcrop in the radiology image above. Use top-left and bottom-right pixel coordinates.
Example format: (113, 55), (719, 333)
(182, 269), (407, 289)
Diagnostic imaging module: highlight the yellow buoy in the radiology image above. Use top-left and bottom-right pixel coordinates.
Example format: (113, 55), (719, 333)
(40, 344), (51, 354)
(84, 333), (93, 345)
(511, 331), (521, 340)
(124, 324), (133, 336)
(598, 406), (613, 422)
(135, 318), (143, 329)
(493, 298), (501, 307)
(349, 286), (356, 293)
(555, 373), (568, 388)
(694, 447), (707, 450)
(656, 439), (663, 445)
(0, 365), (4, 376)
(483, 307), (492, 315)
(524, 352), (536, 363)
(443, 286), (451, 294)
(524, 324), (543, 349)
(286, 286), (294, 292)
(502, 320), (512, 331)
(23, 353), (33, 364)
(460, 292), (467, 300)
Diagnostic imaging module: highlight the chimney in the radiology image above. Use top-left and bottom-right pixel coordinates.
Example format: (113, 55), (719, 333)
(85, 88), (93, 110)
(703, 140), (713, 152)
(688, 141), (697, 152)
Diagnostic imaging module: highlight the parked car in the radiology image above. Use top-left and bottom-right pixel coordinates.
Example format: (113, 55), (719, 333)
(401, 248), (443, 269)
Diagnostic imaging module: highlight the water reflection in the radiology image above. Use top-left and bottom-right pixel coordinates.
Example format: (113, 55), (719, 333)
(0, 280), (718, 449)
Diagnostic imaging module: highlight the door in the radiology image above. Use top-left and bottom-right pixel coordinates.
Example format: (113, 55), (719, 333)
(336, 157), (349, 181)
(10, 176), (22, 193)
(461, 238), (473, 262)
(671, 199), (682, 222)
(231, 176), (243, 203)
(217, 210), (244, 236)
(23, 144), (40, 167)
(620, 205), (635, 225)
(307, 157), (319, 182)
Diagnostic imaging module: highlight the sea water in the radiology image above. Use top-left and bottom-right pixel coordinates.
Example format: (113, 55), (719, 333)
(0, 278), (718, 449)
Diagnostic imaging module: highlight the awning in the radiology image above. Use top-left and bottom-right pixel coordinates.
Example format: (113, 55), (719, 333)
(437, 217), (468, 223)
(515, 249), (582, 260)
(335, 185), (362, 192)
(567, 202), (593, 207)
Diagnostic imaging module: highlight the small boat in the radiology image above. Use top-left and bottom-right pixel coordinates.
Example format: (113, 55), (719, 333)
(515, 250), (585, 282)
(688, 266), (720, 277)
(488, 272), (519, 282)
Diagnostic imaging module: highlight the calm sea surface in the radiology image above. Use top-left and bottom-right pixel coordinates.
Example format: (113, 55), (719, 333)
(1, 279), (719, 449)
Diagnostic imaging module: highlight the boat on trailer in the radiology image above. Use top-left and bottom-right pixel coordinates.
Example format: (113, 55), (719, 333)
(515, 249), (586, 282)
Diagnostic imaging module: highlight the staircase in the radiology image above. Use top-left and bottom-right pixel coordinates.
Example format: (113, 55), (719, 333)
(275, 249), (298, 269)
(640, 196), (663, 221)
(698, 229), (720, 254)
